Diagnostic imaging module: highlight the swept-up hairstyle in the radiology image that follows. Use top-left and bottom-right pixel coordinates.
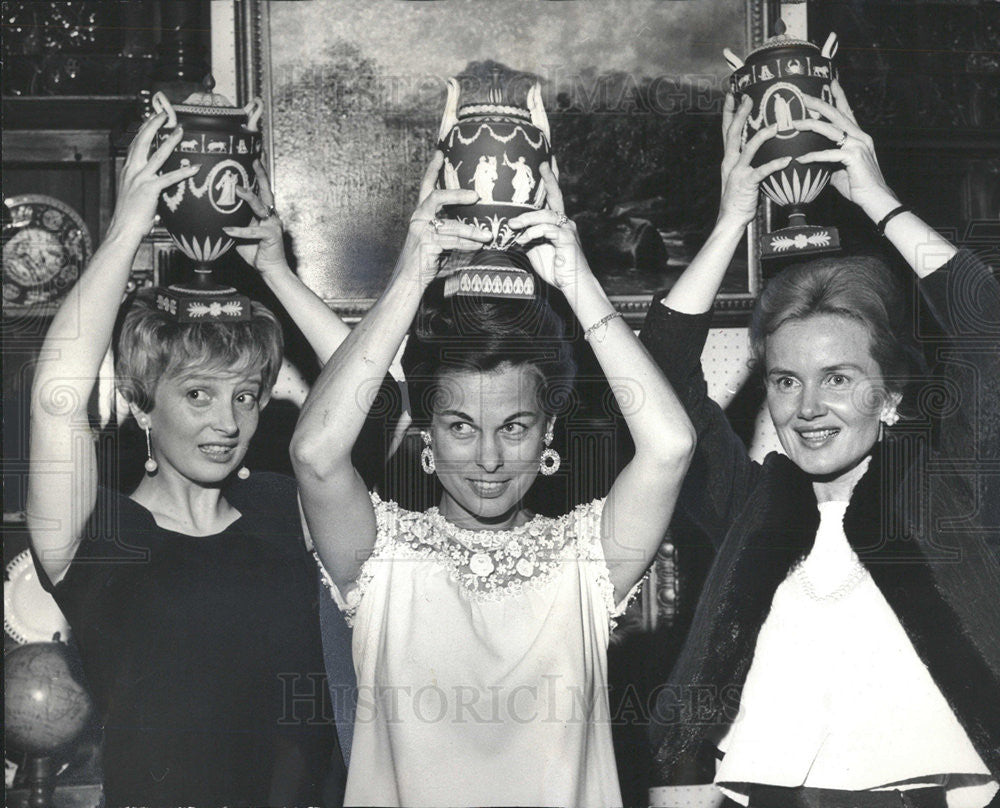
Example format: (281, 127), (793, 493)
(114, 287), (283, 412)
(750, 254), (924, 401)
(401, 279), (577, 424)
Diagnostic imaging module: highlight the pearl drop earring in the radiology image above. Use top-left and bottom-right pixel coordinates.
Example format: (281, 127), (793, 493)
(143, 424), (158, 474)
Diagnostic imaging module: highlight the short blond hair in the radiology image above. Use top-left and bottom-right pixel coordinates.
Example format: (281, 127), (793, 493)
(114, 288), (283, 412)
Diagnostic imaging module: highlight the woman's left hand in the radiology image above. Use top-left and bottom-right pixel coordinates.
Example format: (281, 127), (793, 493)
(222, 160), (291, 278)
(792, 80), (899, 216)
(508, 164), (589, 290)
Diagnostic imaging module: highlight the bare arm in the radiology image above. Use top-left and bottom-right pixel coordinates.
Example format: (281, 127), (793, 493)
(795, 80), (957, 278)
(27, 115), (199, 584)
(291, 154), (488, 589)
(664, 95), (788, 314)
(224, 161), (350, 364)
(511, 167), (697, 602)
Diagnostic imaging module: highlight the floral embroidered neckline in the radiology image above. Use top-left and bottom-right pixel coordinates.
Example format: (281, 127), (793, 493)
(316, 494), (630, 631)
(409, 506), (567, 590)
(423, 507), (550, 551)
(355, 496), (604, 603)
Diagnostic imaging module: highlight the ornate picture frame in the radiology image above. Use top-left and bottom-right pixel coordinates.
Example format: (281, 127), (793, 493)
(234, 0), (776, 327)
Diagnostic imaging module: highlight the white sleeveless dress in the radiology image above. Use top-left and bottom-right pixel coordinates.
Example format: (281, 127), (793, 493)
(318, 493), (634, 808)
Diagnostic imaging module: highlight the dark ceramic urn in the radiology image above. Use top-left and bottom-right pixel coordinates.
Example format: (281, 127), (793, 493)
(436, 79), (553, 299)
(152, 90), (263, 266)
(729, 27), (841, 257)
(149, 89), (263, 321)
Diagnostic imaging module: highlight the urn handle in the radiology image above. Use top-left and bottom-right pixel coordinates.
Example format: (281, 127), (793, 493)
(722, 47), (745, 70)
(821, 32), (839, 60)
(151, 91), (178, 129)
(244, 97), (264, 132)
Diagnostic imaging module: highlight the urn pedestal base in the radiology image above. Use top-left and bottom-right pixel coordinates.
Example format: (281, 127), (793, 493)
(759, 223), (840, 258)
(443, 250), (536, 300)
(154, 267), (252, 322)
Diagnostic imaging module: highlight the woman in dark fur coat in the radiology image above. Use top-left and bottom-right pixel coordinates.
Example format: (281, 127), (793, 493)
(642, 82), (999, 807)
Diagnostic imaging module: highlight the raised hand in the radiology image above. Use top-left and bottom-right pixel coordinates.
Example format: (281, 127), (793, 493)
(222, 159), (290, 277)
(717, 93), (790, 229)
(108, 112), (200, 243)
(508, 164), (588, 290)
(400, 151), (491, 288)
(792, 80), (898, 216)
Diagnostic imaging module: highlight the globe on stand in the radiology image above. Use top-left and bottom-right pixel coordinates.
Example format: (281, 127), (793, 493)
(5, 642), (93, 808)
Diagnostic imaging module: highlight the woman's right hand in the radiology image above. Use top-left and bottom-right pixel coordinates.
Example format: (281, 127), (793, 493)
(398, 151), (491, 288)
(716, 94), (790, 230)
(106, 112), (200, 244)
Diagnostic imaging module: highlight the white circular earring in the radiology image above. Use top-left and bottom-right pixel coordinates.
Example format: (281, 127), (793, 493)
(143, 423), (158, 474)
(420, 431), (436, 475)
(880, 406), (900, 427)
(539, 430), (560, 476)
(237, 466), (250, 480)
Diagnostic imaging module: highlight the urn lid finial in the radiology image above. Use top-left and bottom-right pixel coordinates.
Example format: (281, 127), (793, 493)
(452, 61), (535, 123)
(180, 73), (235, 108)
(488, 67), (504, 105)
(740, 17), (824, 61)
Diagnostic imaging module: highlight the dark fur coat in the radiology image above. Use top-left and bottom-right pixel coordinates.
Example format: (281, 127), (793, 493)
(640, 250), (1000, 781)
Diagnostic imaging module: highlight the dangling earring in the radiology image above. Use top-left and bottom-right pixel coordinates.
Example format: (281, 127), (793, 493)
(880, 406), (899, 427)
(539, 430), (560, 476)
(143, 424), (158, 474)
(237, 466), (250, 480)
(420, 431), (435, 475)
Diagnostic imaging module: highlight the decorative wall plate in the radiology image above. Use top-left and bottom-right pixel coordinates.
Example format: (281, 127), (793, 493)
(4, 549), (71, 644)
(3, 194), (92, 309)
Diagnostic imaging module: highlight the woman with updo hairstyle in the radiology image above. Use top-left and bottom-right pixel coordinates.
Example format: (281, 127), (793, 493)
(292, 153), (696, 807)
(28, 112), (352, 807)
(401, 284), (577, 428)
(642, 84), (1000, 805)
(749, 254), (926, 418)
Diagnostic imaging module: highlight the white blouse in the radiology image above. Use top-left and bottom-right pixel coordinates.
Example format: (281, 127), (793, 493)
(715, 500), (997, 808)
(318, 493), (634, 808)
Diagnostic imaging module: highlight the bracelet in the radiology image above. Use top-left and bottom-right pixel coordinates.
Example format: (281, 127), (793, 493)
(875, 204), (911, 236)
(583, 310), (623, 342)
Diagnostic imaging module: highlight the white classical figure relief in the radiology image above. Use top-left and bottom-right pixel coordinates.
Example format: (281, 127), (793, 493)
(207, 140), (228, 154)
(503, 153), (536, 205)
(180, 138), (200, 152)
(750, 83), (807, 139)
(214, 170), (239, 207)
(442, 157), (463, 190)
(472, 155), (498, 203)
(772, 94), (795, 131)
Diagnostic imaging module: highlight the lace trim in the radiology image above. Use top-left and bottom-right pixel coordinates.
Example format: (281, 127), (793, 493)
(586, 525), (650, 633)
(313, 491), (398, 626)
(317, 493), (616, 626)
(315, 551), (348, 613)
